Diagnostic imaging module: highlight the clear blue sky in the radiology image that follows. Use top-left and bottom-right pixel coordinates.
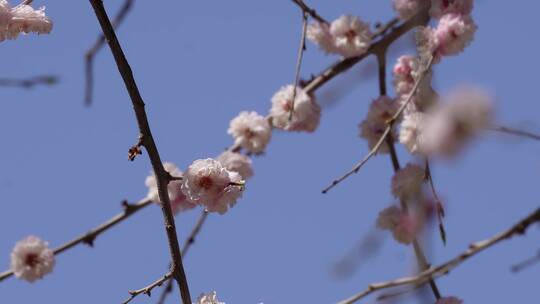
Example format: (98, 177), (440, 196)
(1, 0), (539, 303)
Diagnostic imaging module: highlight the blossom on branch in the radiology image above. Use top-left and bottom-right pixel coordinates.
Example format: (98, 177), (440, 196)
(145, 162), (197, 214)
(196, 291), (224, 304)
(0, 0), (52, 42)
(392, 0), (423, 20)
(359, 96), (398, 154)
(330, 15), (372, 58)
(391, 163), (425, 201)
(306, 21), (335, 54)
(270, 85), (321, 132)
(430, 0), (473, 19)
(392, 55), (437, 113)
(376, 206), (420, 245)
(228, 111), (271, 154)
(10, 236), (55, 282)
(181, 158), (244, 214)
(399, 111), (427, 154)
(217, 151), (254, 180)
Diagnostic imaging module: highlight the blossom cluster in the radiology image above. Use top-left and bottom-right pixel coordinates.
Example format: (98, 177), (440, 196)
(10, 236), (55, 282)
(0, 0), (52, 41)
(307, 15), (372, 58)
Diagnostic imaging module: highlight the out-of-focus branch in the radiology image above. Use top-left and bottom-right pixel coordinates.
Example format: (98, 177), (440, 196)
(88, 1), (192, 303)
(84, 0), (134, 106)
(489, 125), (540, 142)
(322, 55), (434, 194)
(0, 75), (58, 89)
(156, 210), (210, 304)
(338, 207), (540, 304)
(0, 198), (153, 282)
(425, 160), (447, 245)
(511, 249), (540, 273)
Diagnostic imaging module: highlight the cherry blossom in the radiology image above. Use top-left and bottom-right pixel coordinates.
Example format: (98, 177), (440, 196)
(145, 162), (197, 214)
(391, 163), (425, 200)
(430, 0), (473, 19)
(0, 1), (52, 42)
(306, 21), (335, 54)
(399, 111), (427, 154)
(329, 15), (372, 58)
(392, 0), (423, 20)
(196, 291), (224, 304)
(217, 151), (254, 180)
(359, 96), (398, 153)
(10, 236), (55, 282)
(376, 206), (420, 245)
(270, 85), (321, 132)
(228, 111), (272, 154)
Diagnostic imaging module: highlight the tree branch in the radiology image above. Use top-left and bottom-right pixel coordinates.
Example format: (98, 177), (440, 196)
(88, 1), (191, 303)
(289, 10), (308, 122)
(123, 271), (173, 304)
(0, 75), (58, 89)
(290, 0), (328, 24)
(84, 0), (134, 106)
(0, 198), (153, 282)
(338, 207), (540, 304)
(489, 125), (540, 142)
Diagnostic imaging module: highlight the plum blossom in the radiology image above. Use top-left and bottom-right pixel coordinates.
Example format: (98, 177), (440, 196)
(217, 151), (254, 180)
(430, 0), (473, 19)
(10, 236), (55, 282)
(145, 162), (197, 214)
(418, 14), (477, 60)
(399, 111), (427, 154)
(436, 296), (463, 304)
(196, 291), (224, 304)
(391, 163), (425, 200)
(392, 0), (423, 20)
(228, 111), (271, 154)
(270, 85), (321, 132)
(306, 21), (335, 54)
(359, 96), (398, 153)
(0, 1), (52, 42)
(181, 158), (244, 214)
(329, 15), (372, 58)
(392, 55), (437, 113)
(376, 206), (420, 244)
(421, 86), (493, 156)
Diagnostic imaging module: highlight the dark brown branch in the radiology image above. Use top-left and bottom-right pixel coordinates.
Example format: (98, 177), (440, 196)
(88, 1), (191, 303)
(0, 198), (153, 282)
(84, 0), (134, 106)
(290, 0), (328, 24)
(489, 125), (540, 142)
(338, 207), (540, 304)
(424, 159), (447, 245)
(0, 75), (58, 89)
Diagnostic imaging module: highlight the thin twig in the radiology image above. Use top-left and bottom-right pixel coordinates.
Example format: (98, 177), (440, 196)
(424, 159), (447, 245)
(84, 0), (134, 106)
(322, 55), (435, 194)
(489, 125), (540, 142)
(123, 272), (173, 304)
(338, 207), (540, 304)
(88, 1), (192, 303)
(290, 0), (327, 24)
(511, 249), (540, 273)
(0, 198), (153, 282)
(0, 75), (58, 89)
(289, 10), (308, 122)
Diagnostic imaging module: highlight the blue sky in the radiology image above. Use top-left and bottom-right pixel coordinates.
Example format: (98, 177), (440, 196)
(1, 0), (539, 303)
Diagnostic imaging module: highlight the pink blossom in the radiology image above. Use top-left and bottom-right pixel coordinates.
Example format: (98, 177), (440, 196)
(270, 85), (321, 132)
(145, 162), (197, 214)
(392, 55), (437, 113)
(217, 151), (254, 180)
(228, 111), (271, 154)
(0, 1), (52, 42)
(391, 163), (425, 200)
(10, 236), (55, 282)
(329, 15), (372, 58)
(393, 0), (423, 20)
(399, 111), (427, 154)
(436, 296), (464, 304)
(430, 0), (473, 19)
(209, 171), (244, 214)
(359, 96), (398, 154)
(196, 291), (224, 304)
(376, 206), (420, 245)
(307, 21), (335, 54)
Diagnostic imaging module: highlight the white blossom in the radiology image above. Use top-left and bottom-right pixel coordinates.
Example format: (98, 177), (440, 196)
(330, 15), (372, 58)
(10, 235), (55, 282)
(392, 55), (437, 113)
(0, 1), (52, 42)
(393, 0), (423, 20)
(306, 21), (335, 54)
(391, 163), (425, 200)
(228, 111), (271, 154)
(217, 151), (254, 180)
(145, 162), (197, 214)
(270, 85), (321, 133)
(399, 111), (427, 154)
(421, 86), (493, 156)
(196, 291), (225, 304)
(181, 158), (244, 214)
(358, 96), (398, 154)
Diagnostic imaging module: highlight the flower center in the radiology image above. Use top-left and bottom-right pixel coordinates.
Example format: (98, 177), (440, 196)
(25, 253), (39, 268)
(198, 176), (214, 190)
(344, 29), (357, 42)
